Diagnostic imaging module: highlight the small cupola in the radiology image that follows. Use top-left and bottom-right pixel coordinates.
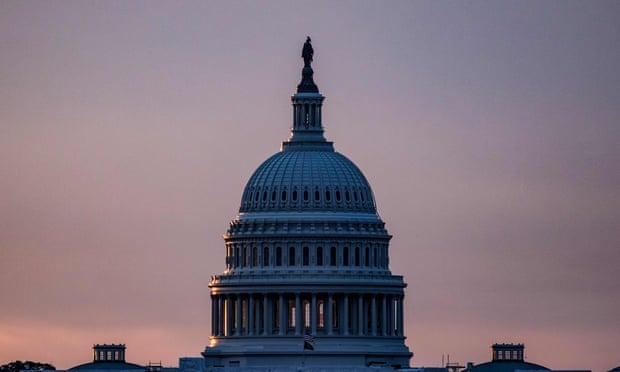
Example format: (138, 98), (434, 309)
(491, 343), (524, 361)
(93, 344), (126, 363)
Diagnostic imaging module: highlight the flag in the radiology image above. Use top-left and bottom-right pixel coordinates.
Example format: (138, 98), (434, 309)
(303, 330), (314, 350)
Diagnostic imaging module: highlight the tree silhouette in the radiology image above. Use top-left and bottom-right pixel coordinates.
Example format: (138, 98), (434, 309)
(0, 361), (55, 372)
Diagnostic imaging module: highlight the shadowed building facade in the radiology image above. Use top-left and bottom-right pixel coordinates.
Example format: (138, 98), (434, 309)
(202, 38), (412, 370)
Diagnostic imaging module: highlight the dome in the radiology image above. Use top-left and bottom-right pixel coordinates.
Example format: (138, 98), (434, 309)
(239, 149), (377, 213)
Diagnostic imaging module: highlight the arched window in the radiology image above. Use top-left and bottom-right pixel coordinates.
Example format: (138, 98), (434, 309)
(345, 190), (350, 202)
(325, 189), (331, 201)
(253, 246), (258, 267)
(316, 246), (323, 266)
(330, 247), (337, 266)
(289, 246), (296, 266)
(343, 247), (349, 266)
(303, 246), (309, 266)
(373, 247), (378, 267)
(263, 246), (269, 266)
(271, 190), (277, 201)
(303, 189), (309, 201)
(292, 189), (298, 201)
(354, 247), (360, 266)
(263, 191), (267, 201)
(281, 190), (287, 201)
(276, 246), (282, 266)
(364, 246), (370, 267)
(335, 190), (341, 201)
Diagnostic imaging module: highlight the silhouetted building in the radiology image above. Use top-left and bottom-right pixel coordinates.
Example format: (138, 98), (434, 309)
(70, 344), (143, 371)
(461, 343), (589, 372)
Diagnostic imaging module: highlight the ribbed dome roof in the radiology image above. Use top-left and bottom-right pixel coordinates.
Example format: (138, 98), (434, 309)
(239, 149), (377, 213)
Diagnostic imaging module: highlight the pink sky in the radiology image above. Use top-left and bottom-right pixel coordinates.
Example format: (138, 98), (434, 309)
(1, 1), (618, 371)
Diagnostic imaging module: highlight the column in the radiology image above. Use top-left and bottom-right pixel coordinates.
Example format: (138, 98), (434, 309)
(279, 293), (286, 335)
(327, 293), (333, 335)
(343, 294), (349, 335)
(235, 295), (242, 336)
(311, 293), (317, 334)
(219, 295), (225, 336)
(263, 294), (269, 335)
(397, 295), (404, 337)
(381, 295), (387, 336)
(295, 293), (302, 335)
(225, 295), (232, 336)
(357, 295), (364, 335)
(371, 294), (377, 336)
(248, 295), (254, 336)
(211, 295), (218, 336)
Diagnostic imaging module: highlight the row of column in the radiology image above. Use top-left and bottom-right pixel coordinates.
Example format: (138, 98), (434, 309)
(211, 292), (404, 338)
(293, 102), (322, 128)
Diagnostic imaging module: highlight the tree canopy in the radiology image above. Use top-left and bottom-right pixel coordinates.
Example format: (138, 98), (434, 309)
(0, 361), (55, 372)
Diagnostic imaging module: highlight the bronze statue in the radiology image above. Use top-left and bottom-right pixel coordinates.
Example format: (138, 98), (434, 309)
(302, 36), (313, 67)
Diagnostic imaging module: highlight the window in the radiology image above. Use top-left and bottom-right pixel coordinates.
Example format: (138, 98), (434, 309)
(345, 190), (350, 202)
(314, 189), (320, 201)
(330, 247), (337, 266)
(354, 247), (360, 266)
(288, 300), (296, 328)
(316, 246), (323, 266)
(318, 300), (325, 328)
(332, 298), (338, 328)
(303, 246), (309, 266)
(276, 246), (282, 266)
(303, 300), (311, 328)
(271, 190), (276, 201)
(336, 190), (341, 201)
(289, 246), (296, 266)
(263, 246), (269, 266)
(253, 246), (258, 267)
(281, 190), (287, 201)
(364, 247), (369, 267)
(343, 247), (349, 266)
(373, 247), (378, 267)
(325, 189), (331, 201)
(292, 190), (298, 201)
(303, 190), (309, 201)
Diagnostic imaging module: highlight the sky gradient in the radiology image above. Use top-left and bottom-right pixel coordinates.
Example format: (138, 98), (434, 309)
(1, 1), (619, 371)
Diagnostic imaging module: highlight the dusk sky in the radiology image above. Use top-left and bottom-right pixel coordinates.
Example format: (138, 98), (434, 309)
(1, 1), (618, 371)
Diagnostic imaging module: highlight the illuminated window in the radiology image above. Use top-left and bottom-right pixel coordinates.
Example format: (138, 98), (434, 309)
(303, 300), (311, 328)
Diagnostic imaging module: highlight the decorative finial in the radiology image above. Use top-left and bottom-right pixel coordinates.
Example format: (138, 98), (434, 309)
(302, 36), (313, 67)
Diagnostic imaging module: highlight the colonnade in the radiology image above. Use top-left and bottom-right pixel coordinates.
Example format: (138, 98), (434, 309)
(293, 101), (322, 129)
(211, 292), (404, 338)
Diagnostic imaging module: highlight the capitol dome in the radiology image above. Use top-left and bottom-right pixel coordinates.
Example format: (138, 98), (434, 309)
(204, 38), (412, 371)
(239, 150), (377, 213)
